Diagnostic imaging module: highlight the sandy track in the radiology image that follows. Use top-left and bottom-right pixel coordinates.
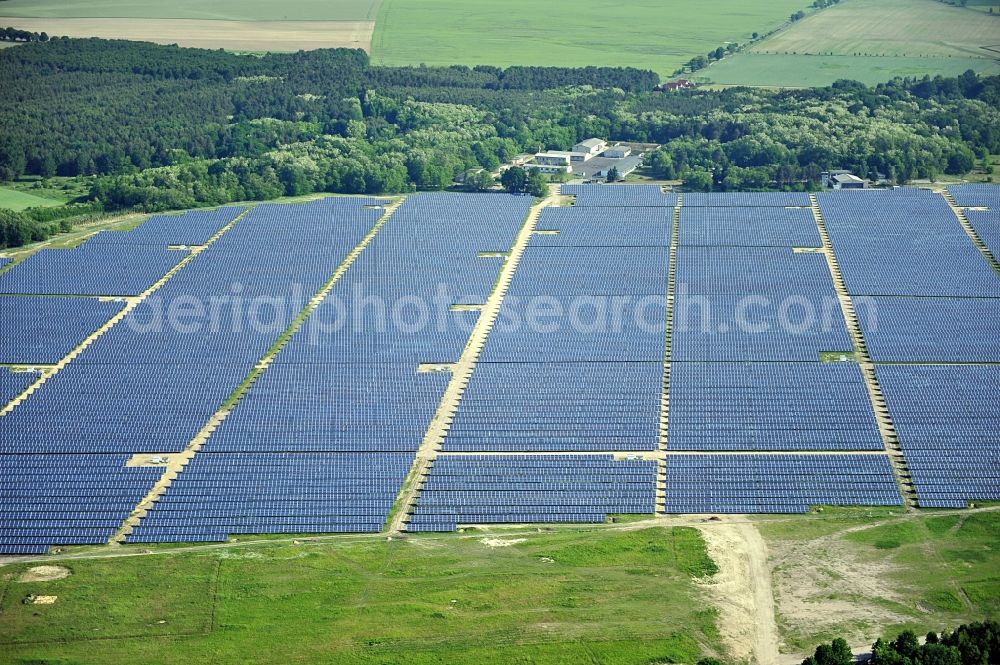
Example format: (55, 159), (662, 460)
(697, 521), (781, 665)
(0, 18), (375, 52)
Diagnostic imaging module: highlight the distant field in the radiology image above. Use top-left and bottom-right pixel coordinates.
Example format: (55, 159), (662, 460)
(0, 187), (63, 212)
(750, 0), (1000, 59)
(0, 0), (380, 51)
(0, 17), (375, 52)
(700, 0), (1000, 86)
(372, 0), (811, 74)
(703, 53), (1000, 88)
(0, 526), (722, 664)
(0, 0), (382, 21)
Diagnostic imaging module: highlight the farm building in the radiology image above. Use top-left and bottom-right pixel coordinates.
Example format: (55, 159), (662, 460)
(573, 138), (607, 156)
(830, 173), (865, 189)
(604, 145), (632, 159)
(658, 79), (694, 92)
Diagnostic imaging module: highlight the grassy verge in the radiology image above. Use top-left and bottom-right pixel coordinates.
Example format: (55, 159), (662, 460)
(0, 526), (723, 664)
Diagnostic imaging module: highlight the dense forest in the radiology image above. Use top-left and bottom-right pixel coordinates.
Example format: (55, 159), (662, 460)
(1, 38), (999, 217)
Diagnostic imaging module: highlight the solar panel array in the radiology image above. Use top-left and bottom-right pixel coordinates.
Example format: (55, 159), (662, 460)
(0, 455), (164, 553)
(817, 189), (1000, 297)
(0, 369), (36, 407)
(877, 365), (1000, 508)
(665, 192), (899, 511)
(858, 297), (1000, 362)
(128, 194), (532, 543)
(663, 455), (902, 513)
(818, 186), (1000, 508)
(446, 362), (660, 452)
(673, 246), (852, 362)
(1, 197), (387, 551)
(669, 362), (882, 451)
(959, 182), (1000, 266)
(0, 296), (125, 364)
(408, 455), (658, 531)
(418, 189), (670, 529)
(88, 207), (244, 246)
(533, 207), (669, 247)
(966, 209), (1000, 260)
(950, 184), (1000, 209)
(562, 184), (677, 207)
(683, 192), (812, 207)
(0, 244), (189, 296)
(0, 257), (10, 269)
(128, 453), (414, 542)
(679, 206), (821, 248)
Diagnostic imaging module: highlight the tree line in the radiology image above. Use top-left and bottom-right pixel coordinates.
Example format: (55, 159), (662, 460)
(802, 620), (999, 665)
(0, 38), (997, 212)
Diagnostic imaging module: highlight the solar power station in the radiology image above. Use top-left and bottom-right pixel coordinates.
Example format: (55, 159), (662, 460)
(1, 183), (999, 553)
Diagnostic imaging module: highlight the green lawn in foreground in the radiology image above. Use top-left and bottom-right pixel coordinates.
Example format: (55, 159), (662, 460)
(0, 0), (382, 21)
(701, 53), (1000, 88)
(759, 508), (1000, 652)
(0, 526), (722, 664)
(0, 186), (64, 212)
(372, 0), (811, 74)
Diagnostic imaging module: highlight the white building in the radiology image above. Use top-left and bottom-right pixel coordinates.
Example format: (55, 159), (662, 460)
(573, 138), (607, 156)
(604, 145), (632, 159)
(534, 151), (573, 167)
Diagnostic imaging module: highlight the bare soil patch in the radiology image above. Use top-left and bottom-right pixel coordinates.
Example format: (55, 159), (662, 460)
(18, 566), (70, 583)
(0, 18), (375, 52)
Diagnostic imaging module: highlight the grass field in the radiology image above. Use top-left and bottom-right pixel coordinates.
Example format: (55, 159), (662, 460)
(0, 526), (723, 664)
(372, 0), (812, 74)
(702, 53), (1000, 88)
(758, 508), (1000, 651)
(0, 186), (63, 212)
(702, 0), (1000, 87)
(750, 0), (1000, 59)
(0, 0), (382, 21)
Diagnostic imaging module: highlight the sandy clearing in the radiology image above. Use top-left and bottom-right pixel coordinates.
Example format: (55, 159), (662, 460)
(18, 565), (70, 582)
(480, 538), (526, 548)
(0, 18), (375, 52)
(696, 521), (781, 665)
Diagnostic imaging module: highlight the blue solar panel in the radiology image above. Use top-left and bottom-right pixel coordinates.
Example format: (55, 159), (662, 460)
(663, 454), (902, 513)
(0, 454), (163, 550)
(508, 246), (669, 296)
(876, 365), (1000, 508)
(126, 452), (414, 542)
(682, 192), (812, 207)
(533, 207), (669, 247)
(966, 209), (1000, 262)
(207, 364), (450, 452)
(859, 296), (1000, 362)
(818, 189), (1000, 297)
(676, 246), (836, 296)
(88, 207), (244, 246)
(679, 206), (821, 247)
(668, 362), (882, 450)
(949, 184), (1000, 208)
(408, 455), (657, 530)
(0, 368), (37, 406)
(0, 244), (189, 296)
(0, 296), (125, 364)
(445, 362), (661, 452)
(561, 184), (677, 207)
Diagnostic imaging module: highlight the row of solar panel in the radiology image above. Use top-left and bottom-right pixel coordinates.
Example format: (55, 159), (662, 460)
(126, 194), (536, 544)
(818, 188), (1000, 297)
(562, 184), (677, 208)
